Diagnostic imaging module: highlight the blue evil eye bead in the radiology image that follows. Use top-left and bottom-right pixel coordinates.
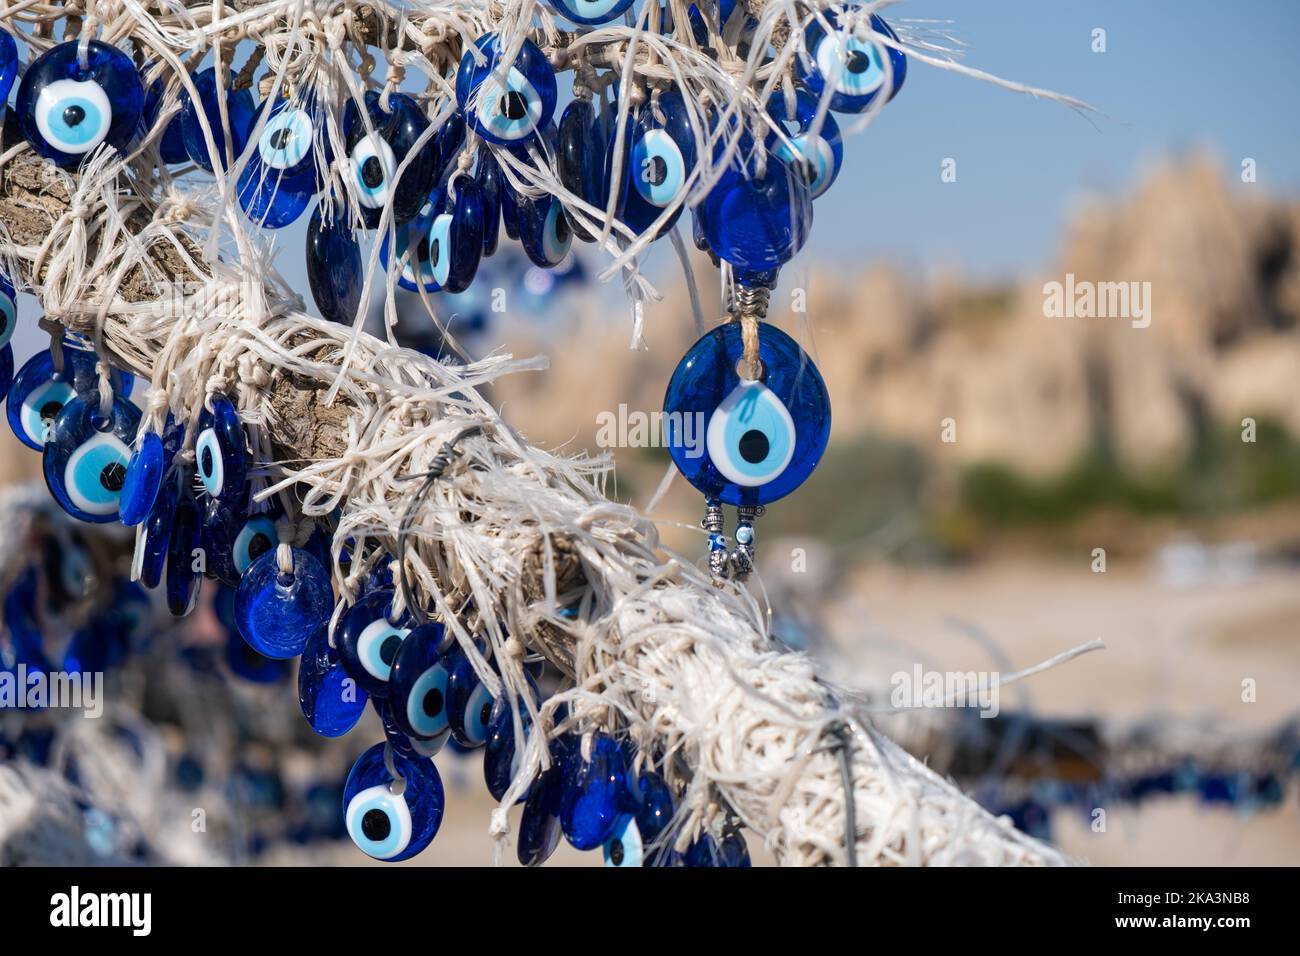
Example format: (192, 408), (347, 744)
(388, 621), (452, 740)
(343, 742), (444, 862)
(141, 78), (189, 165)
(342, 91), (437, 228)
(695, 144), (812, 283)
(235, 547), (333, 659)
(683, 828), (751, 866)
(7, 345), (99, 450)
(195, 395), (247, 500)
(612, 91), (695, 237)
(237, 96), (326, 228)
(336, 588), (411, 697)
(561, 732), (633, 850)
(766, 89), (843, 199)
(0, 345), (12, 406)
(474, 152), (503, 256)
(17, 40), (145, 168)
(604, 769), (675, 867)
(381, 181), (485, 294)
(518, 757), (566, 866)
(41, 393), (140, 523)
(133, 475), (177, 589)
(483, 691), (539, 802)
(0, 29), (17, 106)
(444, 641), (497, 747)
(557, 99), (607, 243)
(165, 492), (201, 617)
(799, 10), (907, 114)
(664, 321), (830, 506)
(119, 431), (165, 526)
(545, 0), (636, 26)
(455, 34), (557, 146)
(376, 697), (450, 760)
(201, 494), (281, 585)
(298, 627), (367, 737)
(516, 193), (573, 269)
(180, 68), (256, 172)
(0, 269), (16, 351)
(306, 203), (362, 324)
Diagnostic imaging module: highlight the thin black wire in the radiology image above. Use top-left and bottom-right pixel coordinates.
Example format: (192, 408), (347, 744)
(394, 425), (483, 625)
(823, 719), (858, 867)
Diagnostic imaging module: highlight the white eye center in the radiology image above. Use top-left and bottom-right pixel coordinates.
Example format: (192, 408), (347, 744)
(36, 78), (113, 154)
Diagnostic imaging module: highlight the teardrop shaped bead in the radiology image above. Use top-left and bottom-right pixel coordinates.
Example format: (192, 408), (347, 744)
(119, 431), (165, 526)
(561, 732), (633, 850)
(306, 204), (362, 324)
(165, 492), (202, 616)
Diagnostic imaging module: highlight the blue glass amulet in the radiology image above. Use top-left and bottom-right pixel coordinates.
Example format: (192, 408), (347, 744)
(235, 547), (333, 659)
(42, 393), (141, 523)
(298, 627), (367, 737)
(343, 743), (444, 862)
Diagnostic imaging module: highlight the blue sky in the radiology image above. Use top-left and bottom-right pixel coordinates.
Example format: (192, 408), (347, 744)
(812, 0), (1300, 278)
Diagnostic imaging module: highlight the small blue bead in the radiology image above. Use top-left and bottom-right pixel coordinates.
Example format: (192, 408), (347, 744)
(484, 684), (540, 803)
(235, 547), (332, 659)
(474, 151), (504, 256)
(389, 621), (451, 740)
(200, 491), (282, 585)
(343, 742), (444, 862)
(180, 68), (256, 172)
(766, 89), (844, 199)
(42, 393), (141, 523)
(665, 321), (830, 506)
(556, 99), (606, 243)
(561, 732), (633, 850)
(119, 431), (165, 526)
(165, 492), (202, 616)
(798, 11), (907, 115)
(545, 0), (636, 26)
(443, 641), (498, 747)
(298, 627), (368, 737)
(236, 95), (327, 228)
(610, 91), (695, 239)
(516, 191), (573, 268)
(603, 769), (676, 867)
(306, 203), (362, 324)
(455, 34), (557, 147)
(195, 395), (247, 500)
(134, 476), (177, 588)
(342, 91), (437, 227)
(17, 40), (145, 168)
(336, 588), (412, 697)
(381, 182), (485, 293)
(518, 761), (565, 866)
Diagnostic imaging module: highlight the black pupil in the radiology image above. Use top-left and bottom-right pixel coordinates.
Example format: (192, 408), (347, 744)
(797, 158), (818, 184)
(270, 128), (294, 151)
(248, 533), (272, 561)
(361, 808), (391, 841)
(479, 701), (492, 726)
(63, 105), (85, 128)
(646, 155), (668, 186)
(553, 214), (570, 244)
(423, 688), (443, 717)
(610, 839), (624, 866)
(361, 156), (384, 188)
(40, 401), (63, 423)
(846, 49), (871, 74)
(380, 635), (402, 665)
(100, 462), (126, 492)
(200, 446), (214, 476)
(738, 430), (769, 464)
(418, 235), (440, 268)
(501, 91), (528, 120)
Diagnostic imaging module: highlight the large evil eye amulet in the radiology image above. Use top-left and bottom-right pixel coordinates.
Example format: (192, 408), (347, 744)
(17, 40), (145, 168)
(456, 34), (557, 146)
(766, 89), (844, 199)
(42, 393), (141, 523)
(343, 91), (437, 227)
(336, 588), (412, 697)
(343, 742), (444, 862)
(299, 627), (368, 737)
(798, 10), (907, 114)
(235, 547), (333, 659)
(381, 181), (484, 294)
(195, 395), (247, 500)
(665, 321), (830, 506)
